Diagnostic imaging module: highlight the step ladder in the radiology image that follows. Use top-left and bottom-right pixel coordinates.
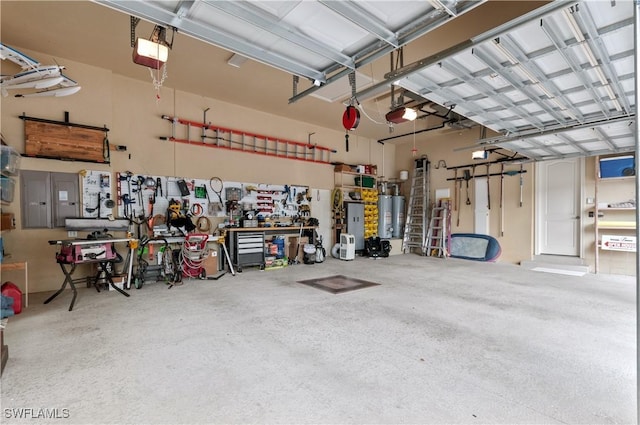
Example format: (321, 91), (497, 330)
(425, 198), (451, 258)
(402, 156), (430, 254)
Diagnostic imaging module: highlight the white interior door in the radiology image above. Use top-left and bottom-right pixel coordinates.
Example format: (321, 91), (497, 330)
(537, 158), (581, 256)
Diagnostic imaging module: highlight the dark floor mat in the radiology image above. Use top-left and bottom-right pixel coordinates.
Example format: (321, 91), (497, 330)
(297, 275), (380, 294)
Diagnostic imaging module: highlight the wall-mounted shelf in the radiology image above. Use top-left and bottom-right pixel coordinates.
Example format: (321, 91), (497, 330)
(594, 155), (637, 273)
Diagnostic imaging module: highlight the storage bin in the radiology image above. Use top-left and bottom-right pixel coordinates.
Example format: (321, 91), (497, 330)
(354, 176), (375, 188)
(0, 177), (15, 203)
(0, 145), (20, 176)
(599, 155), (635, 178)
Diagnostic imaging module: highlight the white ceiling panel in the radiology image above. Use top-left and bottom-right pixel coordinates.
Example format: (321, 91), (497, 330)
(393, 0), (635, 161)
(95, 0), (486, 99)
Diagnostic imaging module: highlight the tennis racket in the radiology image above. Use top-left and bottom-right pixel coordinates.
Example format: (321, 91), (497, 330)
(209, 177), (224, 203)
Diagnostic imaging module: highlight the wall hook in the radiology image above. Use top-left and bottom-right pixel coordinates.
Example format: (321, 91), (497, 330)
(435, 160), (447, 169)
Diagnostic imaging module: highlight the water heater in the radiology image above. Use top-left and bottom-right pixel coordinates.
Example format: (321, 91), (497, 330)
(391, 195), (405, 238)
(378, 195), (393, 239)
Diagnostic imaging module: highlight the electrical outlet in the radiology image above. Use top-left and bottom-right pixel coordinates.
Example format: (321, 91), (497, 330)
(68, 230), (78, 238)
(586, 197), (594, 204)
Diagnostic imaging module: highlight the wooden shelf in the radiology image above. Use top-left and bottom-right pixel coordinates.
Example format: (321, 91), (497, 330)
(596, 176), (634, 181)
(597, 225), (636, 230)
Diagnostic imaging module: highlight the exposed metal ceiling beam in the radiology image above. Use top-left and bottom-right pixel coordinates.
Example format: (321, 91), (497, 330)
(539, 18), (612, 119)
(439, 58), (548, 130)
(573, 3), (632, 113)
(205, 0), (355, 73)
(96, 0), (326, 81)
(555, 134), (589, 154)
(472, 47), (573, 125)
(174, 0), (197, 19)
(427, 0), (457, 17)
(590, 127), (617, 150)
(476, 114), (635, 146)
(497, 34), (589, 123)
(289, 0), (486, 103)
(318, 1), (399, 48)
(384, 0), (574, 82)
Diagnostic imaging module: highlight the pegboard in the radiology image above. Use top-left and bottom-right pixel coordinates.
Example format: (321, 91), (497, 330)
(80, 170), (114, 218)
(114, 173), (311, 223)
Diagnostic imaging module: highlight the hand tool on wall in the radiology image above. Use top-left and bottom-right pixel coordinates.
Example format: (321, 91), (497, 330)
(463, 169), (471, 205)
(519, 163), (523, 207)
(500, 163), (505, 236)
(471, 165), (476, 205)
(486, 163), (491, 210)
(456, 177), (462, 227)
(453, 169), (458, 211)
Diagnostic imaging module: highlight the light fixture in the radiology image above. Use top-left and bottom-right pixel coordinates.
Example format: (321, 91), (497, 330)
(131, 21), (174, 70)
(386, 107), (417, 124)
(133, 38), (168, 69)
(472, 150), (488, 160)
(563, 8), (586, 43)
(492, 38), (518, 66)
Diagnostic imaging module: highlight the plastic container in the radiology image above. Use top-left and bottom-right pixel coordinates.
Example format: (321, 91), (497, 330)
(0, 145), (21, 176)
(0, 176), (15, 203)
(354, 176), (375, 188)
(599, 155), (635, 178)
(273, 237), (285, 259)
(1, 281), (23, 314)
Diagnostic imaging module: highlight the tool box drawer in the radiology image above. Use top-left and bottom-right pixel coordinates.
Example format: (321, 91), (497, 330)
(237, 235), (264, 243)
(234, 232), (265, 269)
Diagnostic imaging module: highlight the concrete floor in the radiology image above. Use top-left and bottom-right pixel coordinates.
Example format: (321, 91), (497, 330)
(1, 255), (636, 424)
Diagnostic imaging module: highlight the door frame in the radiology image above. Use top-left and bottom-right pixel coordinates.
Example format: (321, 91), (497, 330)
(534, 157), (585, 257)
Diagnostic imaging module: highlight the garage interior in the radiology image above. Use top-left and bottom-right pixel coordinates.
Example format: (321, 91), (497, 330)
(0, 0), (637, 423)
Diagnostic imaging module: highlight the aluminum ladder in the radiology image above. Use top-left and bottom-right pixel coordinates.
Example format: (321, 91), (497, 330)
(425, 198), (451, 258)
(402, 156), (430, 254)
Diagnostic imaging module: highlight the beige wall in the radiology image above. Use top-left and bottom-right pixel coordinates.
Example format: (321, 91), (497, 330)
(0, 48), (391, 293)
(1, 46), (634, 295)
(392, 125), (534, 265)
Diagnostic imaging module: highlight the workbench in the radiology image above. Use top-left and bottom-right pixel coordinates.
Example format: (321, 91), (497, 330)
(225, 226), (316, 272)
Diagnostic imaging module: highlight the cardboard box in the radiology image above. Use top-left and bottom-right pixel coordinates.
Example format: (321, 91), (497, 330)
(288, 236), (308, 262)
(334, 164), (353, 172)
(202, 249), (219, 275)
(1, 213), (15, 230)
(108, 275), (127, 291)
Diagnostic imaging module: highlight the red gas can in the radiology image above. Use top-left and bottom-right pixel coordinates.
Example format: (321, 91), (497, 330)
(1, 282), (22, 314)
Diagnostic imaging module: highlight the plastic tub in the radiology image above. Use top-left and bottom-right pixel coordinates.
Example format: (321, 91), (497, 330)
(354, 176), (375, 188)
(0, 176), (15, 203)
(0, 145), (20, 176)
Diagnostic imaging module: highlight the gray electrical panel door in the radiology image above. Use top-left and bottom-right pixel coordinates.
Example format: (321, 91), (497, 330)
(52, 172), (79, 227)
(346, 202), (365, 250)
(21, 171), (79, 228)
(21, 170), (51, 228)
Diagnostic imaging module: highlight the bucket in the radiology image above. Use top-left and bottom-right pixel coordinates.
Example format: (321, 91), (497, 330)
(303, 244), (316, 264)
